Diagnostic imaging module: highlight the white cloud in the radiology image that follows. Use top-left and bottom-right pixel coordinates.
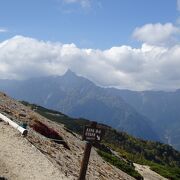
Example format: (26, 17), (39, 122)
(0, 28), (8, 33)
(133, 23), (180, 45)
(63, 0), (91, 8)
(1, 35), (180, 91)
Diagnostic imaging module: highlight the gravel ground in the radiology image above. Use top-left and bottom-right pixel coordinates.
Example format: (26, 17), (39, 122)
(0, 122), (69, 180)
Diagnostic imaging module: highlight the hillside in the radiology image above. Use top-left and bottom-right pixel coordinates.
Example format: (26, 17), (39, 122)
(22, 101), (180, 180)
(0, 70), (158, 141)
(0, 92), (136, 180)
(111, 89), (180, 150)
(0, 122), (68, 180)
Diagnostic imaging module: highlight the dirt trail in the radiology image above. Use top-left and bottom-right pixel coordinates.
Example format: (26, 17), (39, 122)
(134, 163), (168, 180)
(0, 122), (70, 180)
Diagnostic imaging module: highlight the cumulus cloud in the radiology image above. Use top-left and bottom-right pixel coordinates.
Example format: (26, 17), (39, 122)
(133, 23), (180, 45)
(1, 35), (180, 91)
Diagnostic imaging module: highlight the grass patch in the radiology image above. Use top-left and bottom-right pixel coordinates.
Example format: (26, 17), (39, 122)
(150, 163), (180, 180)
(97, 150), (143, 180)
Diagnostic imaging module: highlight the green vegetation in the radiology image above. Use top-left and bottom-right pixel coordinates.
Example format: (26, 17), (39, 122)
(21, 101), (180, 180)
(103, 128), (180, 166)
(150, 163), (180, 180)
(103, 129), (180, 180)
(97, 150), (143, 179)
(21, 101), (86, 134)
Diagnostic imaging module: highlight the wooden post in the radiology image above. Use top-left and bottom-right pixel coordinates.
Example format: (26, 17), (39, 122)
(78, 122), (97, 180)
(78, 141), (92, 180)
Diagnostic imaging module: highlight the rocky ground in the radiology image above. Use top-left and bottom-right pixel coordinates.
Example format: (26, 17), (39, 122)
(0, 122), (69, 180)
(0, 92), (134, 180)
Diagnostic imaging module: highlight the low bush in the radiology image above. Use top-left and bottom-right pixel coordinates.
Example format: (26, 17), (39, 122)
(97, 150), (143, 180)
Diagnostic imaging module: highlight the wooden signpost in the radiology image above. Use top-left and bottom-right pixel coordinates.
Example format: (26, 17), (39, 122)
(78, 122), (104, 180)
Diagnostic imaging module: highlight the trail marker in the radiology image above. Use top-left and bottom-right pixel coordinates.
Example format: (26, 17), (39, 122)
(78, 122), (104, 180)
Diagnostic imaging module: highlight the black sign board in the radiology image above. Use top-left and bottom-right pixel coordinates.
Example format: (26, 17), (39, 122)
(82, 126), (104, 142)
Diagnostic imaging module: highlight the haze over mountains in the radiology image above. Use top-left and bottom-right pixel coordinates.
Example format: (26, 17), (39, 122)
(116, 89), (180, 150)
(0, 70), (180, 150)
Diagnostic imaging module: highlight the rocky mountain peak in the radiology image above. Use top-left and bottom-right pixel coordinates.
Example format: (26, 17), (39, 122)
(63, 69), (77, 78)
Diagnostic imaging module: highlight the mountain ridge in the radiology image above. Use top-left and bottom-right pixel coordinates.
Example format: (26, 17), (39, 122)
(112, 89), (180, 150)
(0, 71), (159, 141)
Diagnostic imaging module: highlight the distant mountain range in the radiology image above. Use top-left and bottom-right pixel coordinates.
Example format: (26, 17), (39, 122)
(113, 89), (180, 150)
(0, 70), (180, 150)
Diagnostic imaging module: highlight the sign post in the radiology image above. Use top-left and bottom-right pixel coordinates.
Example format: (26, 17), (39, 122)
(78, 122), (104, 180)
(78, 141), (92, 180)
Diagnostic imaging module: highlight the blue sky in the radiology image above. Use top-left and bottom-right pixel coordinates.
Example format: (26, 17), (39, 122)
(0, 0), (179, 49)
(1, 0), (180, 91)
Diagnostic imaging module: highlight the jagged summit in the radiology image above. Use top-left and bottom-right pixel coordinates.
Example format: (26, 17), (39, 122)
(0, 72), (159, 141)
(61, 69), (81, 82)
(63, 69), (77, 77)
